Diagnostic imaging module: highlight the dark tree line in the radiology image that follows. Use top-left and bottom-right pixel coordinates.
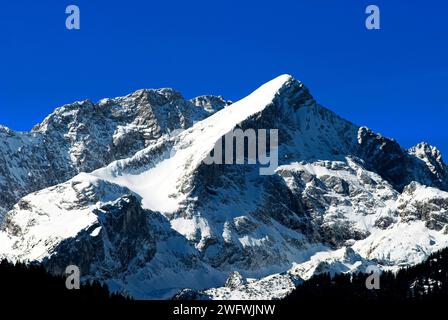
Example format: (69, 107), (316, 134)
(285, 247), (448, 307)
(0, 259), (131, 304)
(3, 247), (448, 307)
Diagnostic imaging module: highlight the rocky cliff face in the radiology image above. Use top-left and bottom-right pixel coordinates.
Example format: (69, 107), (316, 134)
(355, 127), (448, 192)
(0, 90), (229, 219)
(42, 195), (224, 298)
(0, 75), (447, 299)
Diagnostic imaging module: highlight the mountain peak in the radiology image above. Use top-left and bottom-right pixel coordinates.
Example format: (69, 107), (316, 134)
(127, 87), (184, 103)
(409, 142), (443, 161)
(408, 142), (447, 183)
(242, 74), (295, 103)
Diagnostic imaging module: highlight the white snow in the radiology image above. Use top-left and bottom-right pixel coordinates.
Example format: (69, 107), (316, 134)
(0, 173), (132, 261)
(90, 226), (102, 237)
(353, 221), (448, 267)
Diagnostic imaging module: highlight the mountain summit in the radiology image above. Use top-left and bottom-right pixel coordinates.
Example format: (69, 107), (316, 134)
(1, 75), (447, 299)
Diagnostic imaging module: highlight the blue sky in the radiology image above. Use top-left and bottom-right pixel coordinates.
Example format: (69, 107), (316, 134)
(1, 0), (447, 155)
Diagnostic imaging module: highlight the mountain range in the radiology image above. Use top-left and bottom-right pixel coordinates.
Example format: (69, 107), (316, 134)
(1, 74), (447, 300)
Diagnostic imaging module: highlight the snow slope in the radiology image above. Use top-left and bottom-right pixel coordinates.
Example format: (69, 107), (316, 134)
(93, 75), (291, 213)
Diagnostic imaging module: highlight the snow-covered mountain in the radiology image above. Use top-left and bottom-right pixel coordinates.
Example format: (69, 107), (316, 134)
(0, 90), (229, 219)
(1, 74), (447, 299)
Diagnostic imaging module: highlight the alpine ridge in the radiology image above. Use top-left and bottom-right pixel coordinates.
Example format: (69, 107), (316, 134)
(1, 74), (447, 300)
(0, 89), (229, 219)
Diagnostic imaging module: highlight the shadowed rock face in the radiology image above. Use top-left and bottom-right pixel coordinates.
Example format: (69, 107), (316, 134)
(43, 195), (155, 277)
(42, 195), (221, 298)
(0, 91), (229, 219)
(355, 127), (448, 192)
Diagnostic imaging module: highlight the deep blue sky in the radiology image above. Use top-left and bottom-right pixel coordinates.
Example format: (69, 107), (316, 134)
(1, 1), (447, 155)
